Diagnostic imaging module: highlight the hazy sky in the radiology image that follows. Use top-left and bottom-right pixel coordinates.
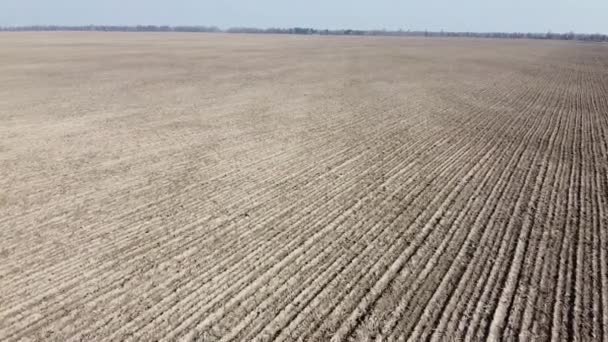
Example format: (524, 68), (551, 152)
(2, 0), (607, 34)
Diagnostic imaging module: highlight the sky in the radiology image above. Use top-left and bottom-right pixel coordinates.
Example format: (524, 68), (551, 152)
(2, 0), (607, 34)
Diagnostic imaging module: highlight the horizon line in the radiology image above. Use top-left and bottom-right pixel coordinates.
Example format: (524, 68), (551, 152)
(1, 24), (607, 37)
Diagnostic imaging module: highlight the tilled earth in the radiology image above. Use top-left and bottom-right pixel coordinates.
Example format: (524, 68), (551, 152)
(1, 33), (607, 341)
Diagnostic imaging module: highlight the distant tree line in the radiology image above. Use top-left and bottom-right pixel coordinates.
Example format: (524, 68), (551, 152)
(1, 25), (607, 42)
(0, 25), (220, 33)
(226, 27), (608, 42)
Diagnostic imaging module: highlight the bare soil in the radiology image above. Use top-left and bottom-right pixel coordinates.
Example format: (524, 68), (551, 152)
(1, 32), (607, 341)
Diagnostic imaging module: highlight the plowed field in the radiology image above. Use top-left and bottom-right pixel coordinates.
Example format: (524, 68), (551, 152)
(1, 33), (607, 341)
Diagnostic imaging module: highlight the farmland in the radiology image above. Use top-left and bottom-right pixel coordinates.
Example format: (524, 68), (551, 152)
(1, 32), (607, 341)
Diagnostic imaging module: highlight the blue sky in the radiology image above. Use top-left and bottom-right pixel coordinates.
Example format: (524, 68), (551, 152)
(2, 0), (607, 34)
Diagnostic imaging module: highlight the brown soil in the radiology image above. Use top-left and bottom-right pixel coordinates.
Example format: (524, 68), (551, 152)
(1, 32), (607, 341)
